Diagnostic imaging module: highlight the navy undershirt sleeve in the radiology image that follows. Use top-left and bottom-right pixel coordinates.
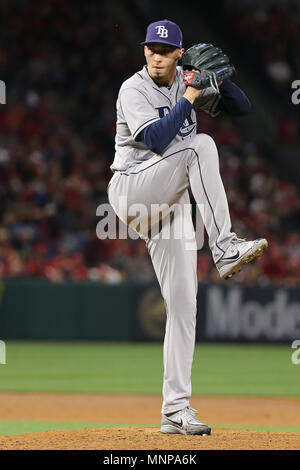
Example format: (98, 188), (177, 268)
(138, 97), (193, 155)
(138, 80), (251, 155)
(218, 79), (251, 115)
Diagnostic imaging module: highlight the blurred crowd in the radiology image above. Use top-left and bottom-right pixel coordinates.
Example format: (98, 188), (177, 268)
(224, 0), (300, 147)
(195, 111), (300, 286)
(0, 0), (299, 285)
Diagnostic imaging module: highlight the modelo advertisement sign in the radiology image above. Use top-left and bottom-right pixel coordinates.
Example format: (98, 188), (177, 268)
(135, 284), (300, 342)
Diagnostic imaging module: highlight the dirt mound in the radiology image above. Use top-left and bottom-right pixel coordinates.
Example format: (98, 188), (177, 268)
(1, 427), (299, 450)
(0, 393), (299, 450)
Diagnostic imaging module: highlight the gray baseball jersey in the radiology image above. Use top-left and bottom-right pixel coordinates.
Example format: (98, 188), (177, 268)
(111, 65), (219, 172)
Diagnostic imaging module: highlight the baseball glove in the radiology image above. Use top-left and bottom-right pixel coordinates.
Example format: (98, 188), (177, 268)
(182, 43), (235, 89)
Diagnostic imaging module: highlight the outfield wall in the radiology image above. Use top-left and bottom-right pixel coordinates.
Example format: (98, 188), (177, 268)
(0, 279), (299, 342)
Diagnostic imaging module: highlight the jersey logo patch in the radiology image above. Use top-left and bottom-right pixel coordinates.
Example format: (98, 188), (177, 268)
(156, 106), (196, 138)
(178, 113), (196, 138)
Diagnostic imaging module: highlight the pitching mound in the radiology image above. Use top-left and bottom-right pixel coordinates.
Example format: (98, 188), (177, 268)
(0, 393), (299, 450)
(1, 427), (300, 450)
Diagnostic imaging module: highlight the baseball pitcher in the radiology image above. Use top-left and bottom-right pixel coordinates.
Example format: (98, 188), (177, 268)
(107, 19), (268, 435)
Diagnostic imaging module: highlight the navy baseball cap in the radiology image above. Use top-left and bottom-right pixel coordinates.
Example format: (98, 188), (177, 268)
(140, 20), (183, 48)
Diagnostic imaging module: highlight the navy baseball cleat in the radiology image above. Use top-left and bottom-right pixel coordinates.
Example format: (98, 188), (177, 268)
(216, 237), (268, 280)
(160, 407), (211, 435)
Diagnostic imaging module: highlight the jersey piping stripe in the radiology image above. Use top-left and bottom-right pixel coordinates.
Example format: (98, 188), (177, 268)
(193, 148), (225, 254)
(119, 147), (225, 255)
(151, 87), (173, 106)
(133, 117), (160, 139)
(175, 69), (180, 102)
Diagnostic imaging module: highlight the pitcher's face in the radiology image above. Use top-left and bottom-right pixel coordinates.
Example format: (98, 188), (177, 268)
(144, 43), (184, 86)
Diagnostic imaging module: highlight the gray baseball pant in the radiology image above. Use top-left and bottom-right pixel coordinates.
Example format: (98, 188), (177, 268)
(108, 133), (236, 414)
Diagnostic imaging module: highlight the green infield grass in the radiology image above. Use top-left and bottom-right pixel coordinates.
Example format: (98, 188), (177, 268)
(0, 420), (300, 437)
(0, 341), (299, 396)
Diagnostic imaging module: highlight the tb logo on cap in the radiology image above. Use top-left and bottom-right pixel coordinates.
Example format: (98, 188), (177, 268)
(155, 25), (168, 38)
